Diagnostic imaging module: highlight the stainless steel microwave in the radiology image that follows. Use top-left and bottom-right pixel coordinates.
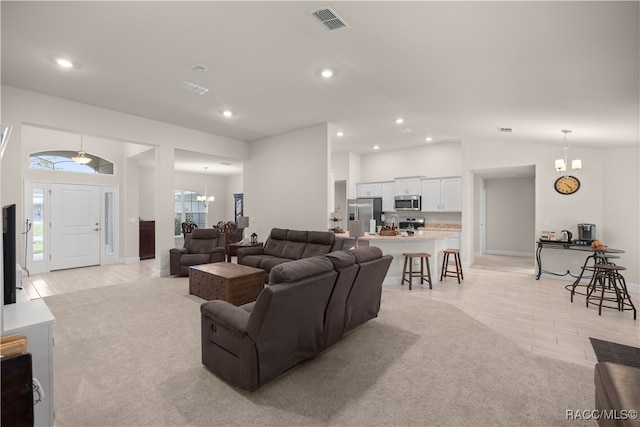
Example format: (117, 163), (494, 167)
(394, 195), (421, 211)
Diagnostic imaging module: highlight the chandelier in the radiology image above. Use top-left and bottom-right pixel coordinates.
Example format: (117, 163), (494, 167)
(555, 129), (582, 176)
(197, 167), (215, 207)
(71, 134), (92, 165)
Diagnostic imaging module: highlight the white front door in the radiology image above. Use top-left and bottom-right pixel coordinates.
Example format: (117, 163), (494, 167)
(50, 183), (101, 270)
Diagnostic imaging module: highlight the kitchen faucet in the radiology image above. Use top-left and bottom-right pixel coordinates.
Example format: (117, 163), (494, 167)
(388, 214), (400, 229)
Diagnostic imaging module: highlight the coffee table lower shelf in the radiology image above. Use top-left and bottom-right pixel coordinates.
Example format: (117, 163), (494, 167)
(189, 262), (264, 306)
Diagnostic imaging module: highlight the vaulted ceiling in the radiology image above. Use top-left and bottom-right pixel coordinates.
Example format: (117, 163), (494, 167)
(2, 1), (638, 166)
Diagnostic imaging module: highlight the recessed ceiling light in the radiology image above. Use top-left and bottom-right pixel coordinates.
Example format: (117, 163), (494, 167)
(56, 58), (74, 68)
(336, 131), (344, 137)
(373, 145), (380, 150)
(321, 68), (334, 78)
(192, 63), (208, 72)
(222, 110), (234, 118)
(395, 118), (405, 124)
(425, 136), (433, 142)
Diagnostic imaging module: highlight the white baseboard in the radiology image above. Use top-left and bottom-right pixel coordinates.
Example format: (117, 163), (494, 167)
(124, 257), (141, 264)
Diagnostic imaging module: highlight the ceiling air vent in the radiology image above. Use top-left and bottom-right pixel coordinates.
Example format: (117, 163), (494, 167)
(308, 7), (350, 31)
(180, 81), (209, 95)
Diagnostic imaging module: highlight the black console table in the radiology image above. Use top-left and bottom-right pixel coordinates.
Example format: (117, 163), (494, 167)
(535, 241), (624, 279)
(535, 241), (625, 301)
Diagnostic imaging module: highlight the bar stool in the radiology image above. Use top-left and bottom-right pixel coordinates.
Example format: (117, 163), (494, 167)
(586, 264), (636, 319)
(440, 248), (463, 284)
(401, 253), (432, 290)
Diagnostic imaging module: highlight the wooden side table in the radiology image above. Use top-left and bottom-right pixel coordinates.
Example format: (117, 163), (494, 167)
(226, 241), (263, 262)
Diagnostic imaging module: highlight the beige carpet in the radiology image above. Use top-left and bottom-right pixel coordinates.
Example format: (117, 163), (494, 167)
(44, 276), (594, 426)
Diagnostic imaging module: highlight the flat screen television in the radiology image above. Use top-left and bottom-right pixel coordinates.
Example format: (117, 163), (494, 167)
(3, 203), (17, 304)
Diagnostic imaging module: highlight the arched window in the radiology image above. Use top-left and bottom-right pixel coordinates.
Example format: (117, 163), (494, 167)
(174, 189), (207, 236)
(29, 150), (114, 174)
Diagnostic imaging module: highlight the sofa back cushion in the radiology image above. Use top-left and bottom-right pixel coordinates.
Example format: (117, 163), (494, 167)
(263, 228), (288, 257)
(344, 246), (393, 333)
(246, 256), (337, 385)
(187, 228), (222, 253)
(263, 228), (336, 260)
(302, 231), (336, 258)
(323, 250), (359, 349)
(281, 230), (308, 259)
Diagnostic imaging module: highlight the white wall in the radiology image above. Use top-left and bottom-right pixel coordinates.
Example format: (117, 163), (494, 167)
(465, 138), (639, 284)
(244, 124), (330, 240)
(360, 141), (463, 181)
(484, 177), (535, 255)
(139, 167), (229, 228)
(1, 85), (249, 274)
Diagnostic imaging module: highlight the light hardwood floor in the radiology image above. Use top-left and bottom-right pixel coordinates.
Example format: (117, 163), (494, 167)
(21, 255), (639, 368)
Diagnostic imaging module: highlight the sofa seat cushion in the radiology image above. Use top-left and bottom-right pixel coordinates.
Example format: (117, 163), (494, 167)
(238, 255), (263, 269)
(181, 253), (212, 266)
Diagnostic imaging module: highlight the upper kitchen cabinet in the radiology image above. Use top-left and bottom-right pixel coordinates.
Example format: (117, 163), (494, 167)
(395, 178), (422, 195)
(382, 181), (395, 212)
(356, 182), (383, 198)
(421, 177), (462, 212)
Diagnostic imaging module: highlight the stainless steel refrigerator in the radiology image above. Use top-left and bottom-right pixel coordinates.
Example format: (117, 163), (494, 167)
(347, 198), (383, 233)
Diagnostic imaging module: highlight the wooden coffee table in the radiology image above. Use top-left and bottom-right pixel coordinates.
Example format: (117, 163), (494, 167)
(189, 262), (264, 305)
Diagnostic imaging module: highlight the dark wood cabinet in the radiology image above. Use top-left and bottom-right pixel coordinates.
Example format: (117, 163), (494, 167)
(139, 220), (155, 260)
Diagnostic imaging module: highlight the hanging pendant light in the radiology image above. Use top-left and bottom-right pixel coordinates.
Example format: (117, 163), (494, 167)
(197, 167), (215, 207)
(554, 129), (581, 176)
(72, 135), (92, 165)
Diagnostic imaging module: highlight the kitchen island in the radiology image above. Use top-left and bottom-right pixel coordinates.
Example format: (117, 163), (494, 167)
(358, 231), (457, 285)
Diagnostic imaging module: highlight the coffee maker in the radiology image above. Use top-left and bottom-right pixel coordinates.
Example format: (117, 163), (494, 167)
(577, 223), (596, 244)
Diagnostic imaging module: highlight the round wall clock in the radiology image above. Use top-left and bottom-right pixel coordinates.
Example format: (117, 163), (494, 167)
(554, 175), (580, 195)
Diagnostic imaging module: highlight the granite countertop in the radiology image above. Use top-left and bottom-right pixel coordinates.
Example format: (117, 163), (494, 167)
(360, 230), (456, 241)
(419, 224), (462, 231)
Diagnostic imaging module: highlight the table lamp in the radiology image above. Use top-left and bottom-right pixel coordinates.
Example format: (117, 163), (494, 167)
(238, 216), (249, 243)
(349, 220), (365, 248)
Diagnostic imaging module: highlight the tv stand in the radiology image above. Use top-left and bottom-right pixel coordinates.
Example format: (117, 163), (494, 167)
(3, 289), (55, 426)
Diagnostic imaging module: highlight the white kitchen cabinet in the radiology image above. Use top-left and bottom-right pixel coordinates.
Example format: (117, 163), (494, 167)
(421, 177), (462, 212)
(382, 181), (395, 212)
(3, 293), (55, 427)
(394, 178), (422, 196)
(356, 182), (383, 198)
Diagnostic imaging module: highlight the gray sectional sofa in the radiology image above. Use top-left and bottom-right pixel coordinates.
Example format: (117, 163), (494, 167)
(237, 228), (345, 281)
(200, 246), (392, 391)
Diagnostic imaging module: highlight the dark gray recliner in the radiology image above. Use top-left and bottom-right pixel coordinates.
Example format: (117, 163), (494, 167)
(170, 228), (226, 276)
(200, 256), (337, 391)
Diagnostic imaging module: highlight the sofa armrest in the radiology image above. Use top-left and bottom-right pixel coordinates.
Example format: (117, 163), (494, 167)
(209, 247), (226, 263)
(237, 246), (266, 264)
(217, 232), (227, 249)
(201, 300), (251, 335)
(169, 247), (188, 275)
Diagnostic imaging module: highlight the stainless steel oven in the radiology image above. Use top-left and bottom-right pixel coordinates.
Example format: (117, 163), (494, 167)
(394, 195), (421, 211)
